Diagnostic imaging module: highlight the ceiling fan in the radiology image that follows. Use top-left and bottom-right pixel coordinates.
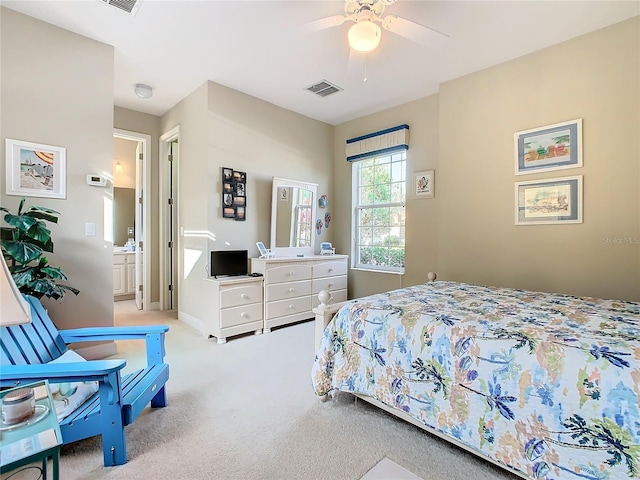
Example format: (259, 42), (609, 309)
(308, 0), (448, 52)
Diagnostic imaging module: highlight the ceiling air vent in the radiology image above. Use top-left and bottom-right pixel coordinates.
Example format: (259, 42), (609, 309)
(100, 0), (141, 16)
(305, 80), (343, 98)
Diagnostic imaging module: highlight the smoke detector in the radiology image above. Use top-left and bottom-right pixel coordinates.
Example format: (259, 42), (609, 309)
(99, 0), (142, 16)
(305, 80), (343, 98)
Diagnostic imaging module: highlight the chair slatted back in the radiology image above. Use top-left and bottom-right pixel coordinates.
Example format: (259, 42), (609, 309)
(0, 296), (67, 366)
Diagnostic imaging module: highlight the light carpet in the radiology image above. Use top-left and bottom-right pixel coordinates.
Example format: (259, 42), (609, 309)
(2, 302), (518, 480)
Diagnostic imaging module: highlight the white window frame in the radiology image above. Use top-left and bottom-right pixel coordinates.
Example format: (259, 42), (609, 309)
(351, 149), (406, 274)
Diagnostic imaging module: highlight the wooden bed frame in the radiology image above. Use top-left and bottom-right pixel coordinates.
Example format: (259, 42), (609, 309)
(311, 272), (529, 480)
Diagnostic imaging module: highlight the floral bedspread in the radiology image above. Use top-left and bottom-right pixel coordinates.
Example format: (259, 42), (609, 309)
(312, 281), (640, 479)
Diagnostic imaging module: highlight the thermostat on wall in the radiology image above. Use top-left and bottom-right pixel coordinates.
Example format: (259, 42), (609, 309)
(86, 174), (107, 187)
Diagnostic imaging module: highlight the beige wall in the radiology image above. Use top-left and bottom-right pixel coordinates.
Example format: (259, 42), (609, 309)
(113, 107), (162, 303)
(334, 17), (639, 302)
(160, 81), (334, 324)
(438, 17), (639, 301)
(1, 8), (116, 340)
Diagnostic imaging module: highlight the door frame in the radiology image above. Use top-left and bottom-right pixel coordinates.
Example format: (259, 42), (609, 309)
(113, 128), (151, 311)
(159, 126), (180, 311)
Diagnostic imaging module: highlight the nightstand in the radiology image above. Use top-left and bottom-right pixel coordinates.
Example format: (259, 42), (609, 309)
(0, 380), (62, 480)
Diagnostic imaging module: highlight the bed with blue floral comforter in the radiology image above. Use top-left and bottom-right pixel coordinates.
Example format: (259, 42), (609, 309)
(312, 281), (640, 479)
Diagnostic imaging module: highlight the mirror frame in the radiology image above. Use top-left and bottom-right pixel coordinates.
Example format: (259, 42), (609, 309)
(270, 177), (318, 257)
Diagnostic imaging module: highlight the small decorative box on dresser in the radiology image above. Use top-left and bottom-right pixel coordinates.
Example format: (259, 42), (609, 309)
(251, 255), (348, 332)
(202, 276), (264, 344)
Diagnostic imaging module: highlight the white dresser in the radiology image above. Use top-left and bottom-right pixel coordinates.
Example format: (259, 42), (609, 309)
(113, 252), (136, 299)
(251, 255), (348, 332)
(202, 276), (264, 344)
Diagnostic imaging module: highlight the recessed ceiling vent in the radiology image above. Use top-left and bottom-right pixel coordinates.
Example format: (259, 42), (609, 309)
(305, 80), (343, 98)
(100, 0), (141, 16)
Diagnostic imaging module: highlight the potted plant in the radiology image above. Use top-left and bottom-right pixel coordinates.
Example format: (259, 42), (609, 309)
(0, 197), (79, 300)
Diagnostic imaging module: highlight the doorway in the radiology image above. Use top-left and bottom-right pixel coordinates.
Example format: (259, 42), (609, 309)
(160, 127), (180, 311)
(112, 129), (151, 311)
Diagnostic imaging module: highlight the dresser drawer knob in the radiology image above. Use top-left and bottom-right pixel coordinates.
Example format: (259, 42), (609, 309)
(288, 288), (295, 293)
(241, 294), (248, 299)
(288, 304), (295, 309)
(328, 282), (334, 288)
(328, 268), (334, 272)
(241, 312), (248, 318)
(288, 271), (294, 276)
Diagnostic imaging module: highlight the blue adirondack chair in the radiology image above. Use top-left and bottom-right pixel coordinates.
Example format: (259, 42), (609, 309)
(0, 295), (169, 466)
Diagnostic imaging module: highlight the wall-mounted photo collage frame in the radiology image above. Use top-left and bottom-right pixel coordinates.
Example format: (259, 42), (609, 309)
(222, 167), (246, 221)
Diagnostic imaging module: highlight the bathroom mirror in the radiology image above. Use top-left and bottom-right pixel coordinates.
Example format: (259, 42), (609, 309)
(270, 177), (317, 257)
(113, 187), (135, 247)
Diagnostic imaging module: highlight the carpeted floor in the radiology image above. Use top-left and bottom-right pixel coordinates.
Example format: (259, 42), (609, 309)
(1, 302), (519, 480)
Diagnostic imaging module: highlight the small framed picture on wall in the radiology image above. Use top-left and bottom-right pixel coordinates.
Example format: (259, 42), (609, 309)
(223, 207), (235, 219)
(414, 170), (435, 199)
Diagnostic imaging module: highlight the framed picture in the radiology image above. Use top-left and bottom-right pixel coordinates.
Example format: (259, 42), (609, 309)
(515, 175), (582, 225)
(414, 170), (434, 198)
(223, 207), (235, 219)
(256, 241), (268, 257)
(221, 168), (248, 219)
(514, 119), (582, 175)
(5, 139), (66, 198)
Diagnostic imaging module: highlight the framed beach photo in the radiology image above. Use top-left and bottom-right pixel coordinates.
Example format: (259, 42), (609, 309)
(414, 170), (434, 198)
(514, 119), (582, 175)
(515, 175), (582, 225)
(5, 139), (66, 198)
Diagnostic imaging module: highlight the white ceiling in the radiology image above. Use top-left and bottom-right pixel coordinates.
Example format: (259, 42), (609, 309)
(4, 1), (638, 125)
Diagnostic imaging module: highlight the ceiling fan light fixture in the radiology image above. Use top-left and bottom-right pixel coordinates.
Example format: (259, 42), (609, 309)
(348, 20), (381, 52)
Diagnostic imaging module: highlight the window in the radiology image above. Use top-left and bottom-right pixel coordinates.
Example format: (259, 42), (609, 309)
(352, 149), (406, 273)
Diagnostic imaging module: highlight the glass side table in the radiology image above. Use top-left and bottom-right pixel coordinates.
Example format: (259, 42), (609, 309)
(0, 380), (62, 480)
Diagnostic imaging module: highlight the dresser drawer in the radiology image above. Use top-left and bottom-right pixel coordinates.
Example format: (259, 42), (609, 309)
(266, 280), (311, 302)
(220, 284), (263, 309)
(220, 302), (263, 328)
(265, 296), (312, 320)
(312, 275), (347, 295)
(313, 261), (347, 279)
(266, 264), (312, 284)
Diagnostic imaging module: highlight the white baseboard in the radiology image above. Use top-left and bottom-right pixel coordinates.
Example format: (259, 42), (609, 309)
(178, 311), (203, 333)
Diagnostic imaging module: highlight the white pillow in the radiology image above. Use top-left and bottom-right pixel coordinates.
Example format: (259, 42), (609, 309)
(47, 350), (99, 422)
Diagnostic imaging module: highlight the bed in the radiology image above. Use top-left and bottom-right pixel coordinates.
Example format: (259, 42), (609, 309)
(311, 278), (640, 480)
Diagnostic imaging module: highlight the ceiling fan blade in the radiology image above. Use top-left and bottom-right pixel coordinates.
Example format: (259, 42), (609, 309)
(303, 14), (347, 33)
(382, 15), (449, 47)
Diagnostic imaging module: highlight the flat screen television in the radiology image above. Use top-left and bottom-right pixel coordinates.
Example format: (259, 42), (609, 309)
(210, 250), (248, 278)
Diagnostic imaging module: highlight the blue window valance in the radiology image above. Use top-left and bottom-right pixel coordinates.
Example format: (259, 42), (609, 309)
(346, 124), (409, 162)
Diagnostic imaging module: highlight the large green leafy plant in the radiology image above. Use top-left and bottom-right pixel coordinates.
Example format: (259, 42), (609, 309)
(1, 197), (79, 300)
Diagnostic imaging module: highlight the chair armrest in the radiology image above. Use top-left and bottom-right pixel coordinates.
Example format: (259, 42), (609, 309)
(0, 359), (126, 384)
(59, 325), (169, 342)
(60, 326), (168, 367)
